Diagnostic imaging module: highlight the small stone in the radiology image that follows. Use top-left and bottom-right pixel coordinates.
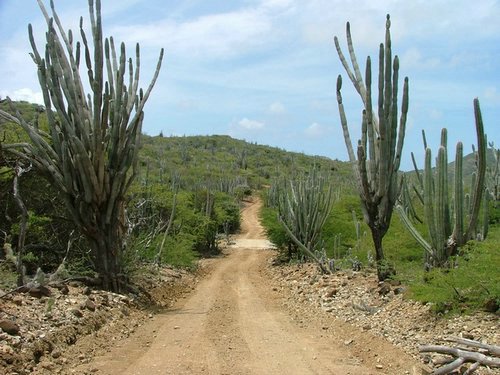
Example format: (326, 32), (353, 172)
(71, 308), (83, 318)
(325, 288), (338, 298)
(344, 339), (353, 346)
(29, 285), (52, 298)
(51, 350), (62, 359)
(174, 326), (180, 330)
(378, 283), (391, 296)
(0, 320), (20, 335)
(85, 299), (96, 311)
(393, 287), (405, 295)
(375, 364), (383, 369)
(59, 284), (69, 295)
(484, 298), (499, 313)
(40, 360), (55, 370)
(83, 287), (92, 295)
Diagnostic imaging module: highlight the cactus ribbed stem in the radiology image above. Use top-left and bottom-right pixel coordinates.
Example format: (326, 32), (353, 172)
(397, 99), (488, 268)
(335, 14), (408, 280)
(0, 0), (163, 291)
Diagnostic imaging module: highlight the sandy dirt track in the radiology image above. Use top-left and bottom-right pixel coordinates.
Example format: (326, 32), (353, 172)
(75, 198), (419, 374)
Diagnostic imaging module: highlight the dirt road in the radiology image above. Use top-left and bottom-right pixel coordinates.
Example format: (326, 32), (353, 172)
(77, 198), (419, 374)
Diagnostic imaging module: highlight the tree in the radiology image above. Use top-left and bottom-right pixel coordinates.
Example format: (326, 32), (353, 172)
(334, 15), (409, 280)
(0, 0), (164, 291)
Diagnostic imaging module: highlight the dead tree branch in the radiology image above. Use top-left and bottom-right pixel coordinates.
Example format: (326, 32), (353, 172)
(420, 337), (500, 374)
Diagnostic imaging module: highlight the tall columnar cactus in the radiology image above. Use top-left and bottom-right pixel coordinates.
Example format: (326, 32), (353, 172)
(397, 99), (487, 267)
(334, 15), (409, 280)
(0, 0), (163, 291)
(277, 170), (336, 273)
(486, 140), (500, 201)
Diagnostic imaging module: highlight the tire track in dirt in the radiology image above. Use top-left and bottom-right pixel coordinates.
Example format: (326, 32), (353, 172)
(74, 197), (419, 374)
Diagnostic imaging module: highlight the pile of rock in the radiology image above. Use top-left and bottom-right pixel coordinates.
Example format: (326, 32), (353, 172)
(268, 262), (499, 374)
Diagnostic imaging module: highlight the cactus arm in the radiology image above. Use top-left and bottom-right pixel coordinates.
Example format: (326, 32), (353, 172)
(394, 76), (409, 173)
(336, 75), (356, 163)
(423, 148), (438, 253)
(453, 142), (464, 246)
(436, 146), (448, 262)
(465, 99), (487, 241)
(396, 205), (433, 256)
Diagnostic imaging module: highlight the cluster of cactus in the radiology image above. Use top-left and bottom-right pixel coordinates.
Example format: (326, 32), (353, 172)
(0, 0), (163, 291)
(334, 15), (408, 280)
(276, 170), (336, 273)
(396, 99), (487, 268)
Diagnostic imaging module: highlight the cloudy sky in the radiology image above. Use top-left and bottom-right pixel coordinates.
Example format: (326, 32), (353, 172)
(1, 0), (499, 170)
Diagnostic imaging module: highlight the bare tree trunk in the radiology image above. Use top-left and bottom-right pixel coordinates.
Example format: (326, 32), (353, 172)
(12, 164), (30, 286)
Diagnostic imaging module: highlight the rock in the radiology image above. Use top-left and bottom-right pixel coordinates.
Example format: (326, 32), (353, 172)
(0, 319), (20, 335)
(393, 287), (405, 295)
(85, 299), (96, 311)
(0, 343), (14, 355)
(378, 283), (391, 296)
(71, 308), (83, 318)
(12, 296), (23, 306)
(483, 298), (499, 313)
(83, 287), (92, 295)
(375, 364), (383, 369)
(28, 285), (52, 298)
(325, 288), (338, 298)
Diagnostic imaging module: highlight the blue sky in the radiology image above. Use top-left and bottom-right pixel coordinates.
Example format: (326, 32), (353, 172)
(1, 0), (499, 171)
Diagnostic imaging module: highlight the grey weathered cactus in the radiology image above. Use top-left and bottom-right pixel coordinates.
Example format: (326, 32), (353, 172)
(0, 0), (163, 291)
(334, 15), (408, 280)
(397, 99), (487, 267)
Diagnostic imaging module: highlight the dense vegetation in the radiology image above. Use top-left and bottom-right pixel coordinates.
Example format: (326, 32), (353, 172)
(0, 99), (348, 280)
(0, 2), (497, 319)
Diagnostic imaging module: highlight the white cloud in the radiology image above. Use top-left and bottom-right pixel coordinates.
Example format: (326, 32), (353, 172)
(0, 88), (44, 105)
(110, 7), (274, 60)
(483, 87), (500, 105)
(269, 101), (285, 114)
(238, 118), (264, 130)
(400, 47), (441, 70)
(304, 122), (331, 138)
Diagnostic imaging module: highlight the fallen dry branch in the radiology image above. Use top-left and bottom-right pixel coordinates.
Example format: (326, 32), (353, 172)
(420, 337), (500, 374)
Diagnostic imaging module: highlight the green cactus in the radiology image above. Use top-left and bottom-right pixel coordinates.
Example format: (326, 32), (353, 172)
(397, 99), (488, 268)
(335, 15), (408, 280)
(277, 170), (336, 273)
(0, 0), (163, 291)
(486, 141), (499, 201)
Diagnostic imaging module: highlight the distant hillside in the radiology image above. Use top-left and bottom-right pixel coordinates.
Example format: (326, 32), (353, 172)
(138, 134), (356, 192)
(0, 100), (356, 192)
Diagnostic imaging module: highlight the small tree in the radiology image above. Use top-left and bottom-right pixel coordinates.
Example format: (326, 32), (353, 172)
(0, 0), (163, 291)
(334, 15), (409, 280)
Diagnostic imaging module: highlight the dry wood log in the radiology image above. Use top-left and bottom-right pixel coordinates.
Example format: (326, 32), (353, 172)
(419, 337), (500, 374)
